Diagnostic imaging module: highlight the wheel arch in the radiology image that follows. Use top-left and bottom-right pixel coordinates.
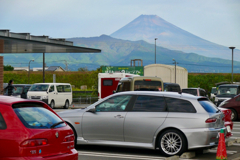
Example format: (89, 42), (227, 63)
(155, 127), (188, 150)
(65, 121), (78, 145)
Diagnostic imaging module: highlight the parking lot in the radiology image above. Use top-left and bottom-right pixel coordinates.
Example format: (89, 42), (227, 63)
(54, 106), (240, 160)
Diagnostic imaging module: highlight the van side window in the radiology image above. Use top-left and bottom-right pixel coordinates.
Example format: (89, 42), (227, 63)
(63, 85), (71, 92)
(165, 97), (196, 113)
(56, 85), (71, 92)
(56, 85), (63, 92)
(0, 113), (7, 129)
(50, 85), (55, 92)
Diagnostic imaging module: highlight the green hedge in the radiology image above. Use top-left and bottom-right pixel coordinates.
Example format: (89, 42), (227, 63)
(4, 71), (240, 95)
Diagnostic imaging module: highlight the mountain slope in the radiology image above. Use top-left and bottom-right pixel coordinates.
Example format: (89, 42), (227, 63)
(110, 15), (240, 61)
(67, 35), (240, 72)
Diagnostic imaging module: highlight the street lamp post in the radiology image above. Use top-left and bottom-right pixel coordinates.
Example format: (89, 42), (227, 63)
(155, 38), (157, 64)
(28, 59), (34, 84)
(173, 59), (177, 83)
(229, 47), (235, 83)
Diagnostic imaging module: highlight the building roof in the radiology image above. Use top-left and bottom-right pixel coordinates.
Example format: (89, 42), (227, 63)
(46, 66), (65, 71)
(0, 30), (101, 53)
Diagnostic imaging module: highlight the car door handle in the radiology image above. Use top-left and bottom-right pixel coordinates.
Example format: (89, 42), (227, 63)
(114, 115), (124, 118)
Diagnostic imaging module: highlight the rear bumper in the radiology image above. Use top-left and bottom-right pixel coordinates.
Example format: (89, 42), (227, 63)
(3, 149), (78, 160)
(183, 127), (227, 149)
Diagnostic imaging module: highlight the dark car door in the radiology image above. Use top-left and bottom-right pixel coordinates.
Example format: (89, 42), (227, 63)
(21, 86), (31, 99)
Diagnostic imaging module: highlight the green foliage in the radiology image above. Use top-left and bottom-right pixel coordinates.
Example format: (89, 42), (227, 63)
(78, 67), (88, 72)
(188, 73), (235, 93)
(4, 65), (14, 71)
(4, 71), (240, 97)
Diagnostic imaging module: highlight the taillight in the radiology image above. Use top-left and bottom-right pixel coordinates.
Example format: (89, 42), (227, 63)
(144, 79), (151, 81)
(63, 134), (75, 142)
(205, 118), (217, 123)
(21, 139), (48, 147)
(222, 117), (225, 121)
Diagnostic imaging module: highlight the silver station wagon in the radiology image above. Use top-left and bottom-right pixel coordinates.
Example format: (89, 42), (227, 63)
(58, 91), (226, 156)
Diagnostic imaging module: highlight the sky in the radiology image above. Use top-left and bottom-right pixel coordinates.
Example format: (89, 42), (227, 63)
(1, 0), (240, 48)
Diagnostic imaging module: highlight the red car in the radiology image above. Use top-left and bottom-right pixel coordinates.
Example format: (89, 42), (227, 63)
(0, 96), (78, 160)
(219, 108), (233, 138)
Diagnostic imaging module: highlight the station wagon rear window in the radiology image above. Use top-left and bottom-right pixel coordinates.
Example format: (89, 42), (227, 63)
(0, 113), (7, 129)
(198, 99), (219, 113)
(14, 106), (66, 129)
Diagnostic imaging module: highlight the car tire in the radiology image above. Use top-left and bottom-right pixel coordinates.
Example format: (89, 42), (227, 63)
(231, 109), (238, 121)
(158, 129), (187, 157)
(64, 100), (69, 109)
(50, 100), (55, 109)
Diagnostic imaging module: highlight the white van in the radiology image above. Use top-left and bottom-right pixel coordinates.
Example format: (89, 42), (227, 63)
(27, 83), (72, 109)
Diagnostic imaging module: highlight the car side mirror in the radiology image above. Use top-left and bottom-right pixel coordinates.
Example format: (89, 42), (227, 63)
(113, 90), (116, 94)
(87, 108), (96, 113)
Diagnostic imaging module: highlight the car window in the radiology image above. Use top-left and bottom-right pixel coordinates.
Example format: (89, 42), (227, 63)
(50, 85), (55, 92)
(132, 95), (166, 112)
(134, 80), (162, 91)
(182, 89), (198, 96)
(96, 95), (132, 112)
(13, 86), (24, 94)
(200, 90), (206, 96)
(117, 82), (130, 92)
(198, 99), (219, 113)
(14, 106), (66, 129)
(103, 80), (113, 86)
(0, 113), (7, 129)
(23, 86), (31, 94)
(217, 86), (238, 95)
(165, 97), (196, 113)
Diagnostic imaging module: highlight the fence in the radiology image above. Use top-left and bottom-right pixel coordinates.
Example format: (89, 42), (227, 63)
(72, 96), (99, 104)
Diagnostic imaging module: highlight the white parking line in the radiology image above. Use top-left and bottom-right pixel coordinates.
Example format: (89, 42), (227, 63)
(233, 143), (240, 146)
(232, 132), (240, 134)
(78, 151), (166, 160)
(208, 150), (237, 154)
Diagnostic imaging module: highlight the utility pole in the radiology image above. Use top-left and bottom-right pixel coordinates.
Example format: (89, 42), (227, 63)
(229, 47), (235, 83)
(155, 38), (157, 64)
(28, 59), (34, 84)
(64, 60), (68, 71)
(172, 59), (178, 83)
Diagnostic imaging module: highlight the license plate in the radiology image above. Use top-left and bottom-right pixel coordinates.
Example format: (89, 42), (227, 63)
(227, 126), (231, 132)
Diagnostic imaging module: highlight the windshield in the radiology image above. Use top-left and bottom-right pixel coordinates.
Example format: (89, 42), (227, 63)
(211, 88), (217, 93)
(29, 84), (49, 91)
(14, 106), (66, 129)
(217, 86), (238, 95)
(134, 80), (162, 91)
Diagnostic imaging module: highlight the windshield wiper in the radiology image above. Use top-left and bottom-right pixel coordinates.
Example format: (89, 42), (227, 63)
(50, 121), (65, 128)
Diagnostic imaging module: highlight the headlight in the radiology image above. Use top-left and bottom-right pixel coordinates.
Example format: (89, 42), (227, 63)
(27, 95), (31, 99)
(42, 96), (48, 99)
